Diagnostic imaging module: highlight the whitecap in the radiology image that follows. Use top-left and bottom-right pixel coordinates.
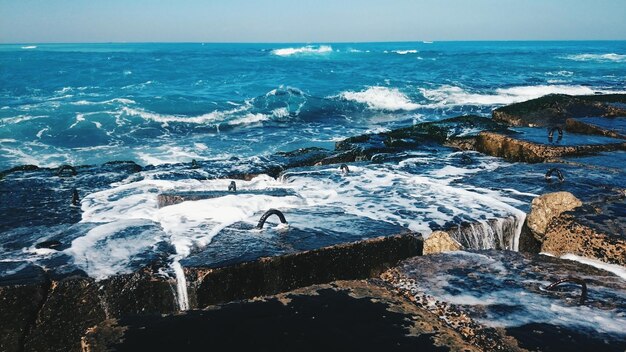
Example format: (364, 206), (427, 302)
(419, 84), (626, 107)
(338, 86), (420, 111)
(563, 53), (626, 62)
(271, 45), (333, 57)
(392, 49), (418, 55)
(21, 45), (37, 49)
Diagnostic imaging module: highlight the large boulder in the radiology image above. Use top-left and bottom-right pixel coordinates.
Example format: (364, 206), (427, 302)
(541, 195), (626, 266)
(423, 231), (463, 254)
(526, 192), (582, 243)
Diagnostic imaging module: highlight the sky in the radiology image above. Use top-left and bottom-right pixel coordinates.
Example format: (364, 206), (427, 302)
(1, 0), (625, 43)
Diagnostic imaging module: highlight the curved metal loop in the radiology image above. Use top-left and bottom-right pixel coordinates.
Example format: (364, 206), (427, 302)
(256, 208), (288, 229)
(545, 168), (565, 182)
(548, 126), (563, 138)
(228, 181), (237, 192)
(71, 189), (80, 206)
(56, 165), (77, 177)
(545, 277), (588, 305)
(340, 164), (350, 175)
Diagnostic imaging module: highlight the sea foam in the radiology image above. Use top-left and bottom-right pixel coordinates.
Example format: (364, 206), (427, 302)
(419, 84), (626, 107)
(564, 53), (626, 62)
(338, 86), (420, 111)
(271, 45), (333, 57)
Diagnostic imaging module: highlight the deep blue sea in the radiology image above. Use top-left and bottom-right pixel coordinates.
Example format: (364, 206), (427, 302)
(1, 41), (625, 168)
(1, 42), (626, 321)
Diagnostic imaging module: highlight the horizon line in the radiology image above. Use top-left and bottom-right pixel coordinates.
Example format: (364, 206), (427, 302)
(2, 39), (626, 45)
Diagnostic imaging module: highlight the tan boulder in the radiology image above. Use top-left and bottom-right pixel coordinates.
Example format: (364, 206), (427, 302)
(423, 231), (463, 254)
(526, 192), (582, 242)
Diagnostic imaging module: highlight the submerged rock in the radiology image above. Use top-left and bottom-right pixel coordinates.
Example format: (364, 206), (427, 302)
(566, 117), (626, 140)
(525, 192), (582, 243)
(423, 231), (463, 254)
(382, 250), (626, 352)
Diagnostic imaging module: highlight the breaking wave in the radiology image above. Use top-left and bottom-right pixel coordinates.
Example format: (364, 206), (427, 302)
(419, 84), (626, 107)
(271, 45), (333, 57)
(563, 53), (626, 62)
(338, 86), (420, 111)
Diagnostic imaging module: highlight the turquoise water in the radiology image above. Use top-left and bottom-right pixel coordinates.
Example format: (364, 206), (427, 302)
(2, 41), (626, 168)
(1, 42), (626, 303)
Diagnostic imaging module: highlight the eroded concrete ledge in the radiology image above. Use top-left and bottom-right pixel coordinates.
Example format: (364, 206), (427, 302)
(185, 233), (422, 308)
(475, 131), (626, 162)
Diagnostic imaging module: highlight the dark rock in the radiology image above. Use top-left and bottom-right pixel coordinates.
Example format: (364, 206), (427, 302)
(35, 240), (63, 250)
(186, 233), (422, 308)
(0, 264), (49, 352)
(83, 280), (482, 352)
(97, 269), (178, 317)
(23, 276), (106, 352)
(492, 94), (626, 127)
(157, 189), (296, 208)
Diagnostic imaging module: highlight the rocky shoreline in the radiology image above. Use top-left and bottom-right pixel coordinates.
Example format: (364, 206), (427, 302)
(2, 93), (626, 351)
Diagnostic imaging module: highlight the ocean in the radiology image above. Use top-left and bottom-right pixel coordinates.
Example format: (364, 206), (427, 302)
(1, 41), (626, 313)
(1, 41), (625, 168)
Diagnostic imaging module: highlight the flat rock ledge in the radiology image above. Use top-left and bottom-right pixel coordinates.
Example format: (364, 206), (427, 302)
(475, 131), (626, 163)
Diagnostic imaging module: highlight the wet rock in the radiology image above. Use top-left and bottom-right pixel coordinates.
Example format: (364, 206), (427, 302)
(157, 189), (296, 208)
(83, 280), (482, 352)
(274, 147), (334, 168)
(23, 276), (106, 352)
(0, 264), (49, 352)
(492, 94), (626, 127)
(566, 117), (626, 140)
(97, 268), (178, 317)
(334, 115), (509, 160)
(423, 231), (462, 254)
(382, 250), (626, 351)
(525, 192), (582, 243)
(186, 233), (422, 308)
(475, 131), (626, 162)
(542, 196), (626, 266)
(35, 240), (63, 250)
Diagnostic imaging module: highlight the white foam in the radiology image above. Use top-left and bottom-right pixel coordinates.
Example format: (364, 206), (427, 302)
(338, 86), (419, 111)
(564, 53), (626, 62)
(271, 45), (333, 57)
(559, 254), (626, 280)
(21, 45), (37, 49)
(120, 104), (267, 127)
(72, 98), (136, 106)
(419, 84), (626, 107)
(392, 49), (418, 55)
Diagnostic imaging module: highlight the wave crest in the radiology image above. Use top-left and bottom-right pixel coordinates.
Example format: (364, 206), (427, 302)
(419, 84), (626, 106)
(338, 86), (419, 111)
(271, 45), (333, 57)
(564, 53), (626, 62)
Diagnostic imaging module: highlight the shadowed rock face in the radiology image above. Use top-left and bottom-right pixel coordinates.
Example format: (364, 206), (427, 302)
(492, 94), (626, 127)
(81, 281), (483, 352)
(475, 131), (626, 163)
(542, 196), (626, 266)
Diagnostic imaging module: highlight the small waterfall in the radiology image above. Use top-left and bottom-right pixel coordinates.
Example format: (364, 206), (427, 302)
(172, 260), (190, 311)
(450, 212), (526, 251)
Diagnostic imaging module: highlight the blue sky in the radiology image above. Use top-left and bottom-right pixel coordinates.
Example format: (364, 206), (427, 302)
(1, 0), (625, 43)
